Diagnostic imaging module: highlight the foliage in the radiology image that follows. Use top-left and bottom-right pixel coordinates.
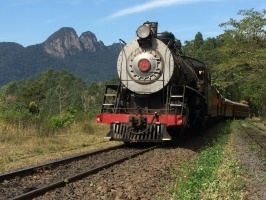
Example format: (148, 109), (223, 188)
(0, 69), (106, 131)
(49, 112), (75, 129)
(219, 9), (266, 47)
(29, 101), (39, 115)
(182, 9), (266, 115)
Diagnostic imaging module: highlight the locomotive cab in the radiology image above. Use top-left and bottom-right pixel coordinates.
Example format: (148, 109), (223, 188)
(186, 57), (208, 94)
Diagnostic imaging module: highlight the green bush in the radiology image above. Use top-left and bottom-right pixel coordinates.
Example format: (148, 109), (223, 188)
(49, 112), (74, 129)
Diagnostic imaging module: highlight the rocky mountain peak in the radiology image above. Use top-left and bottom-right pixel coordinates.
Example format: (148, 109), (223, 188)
(79, 31), (98, 52)
(43, 27), (101, 58)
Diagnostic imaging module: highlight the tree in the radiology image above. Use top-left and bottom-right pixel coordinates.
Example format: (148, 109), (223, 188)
(194, 32), (204, 49)
(215, 9), (266, 114)
(219, 9), (266, 47)
(0, 69), (90, 123)
(183, 32), (205, 61)
(182, 9), (266, 114)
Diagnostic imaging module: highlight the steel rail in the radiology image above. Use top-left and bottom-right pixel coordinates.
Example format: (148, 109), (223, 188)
(240, 122), (266, 150)
(247, 121), (266, 132)
(10, 145), (158, 200)
(0, 144), (125, 182)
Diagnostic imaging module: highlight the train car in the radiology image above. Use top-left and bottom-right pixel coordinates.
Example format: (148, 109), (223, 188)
(223, 98), (235, 118)
(96, 21), (249, 143)
(234, 102), (250, 119)
(223, 99), (249, 119)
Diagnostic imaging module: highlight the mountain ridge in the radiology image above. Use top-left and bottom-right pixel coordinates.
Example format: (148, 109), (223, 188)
(0, 27), (121, 86)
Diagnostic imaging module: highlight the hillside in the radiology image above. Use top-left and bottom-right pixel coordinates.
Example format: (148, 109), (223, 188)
(0, 27), (121, 86)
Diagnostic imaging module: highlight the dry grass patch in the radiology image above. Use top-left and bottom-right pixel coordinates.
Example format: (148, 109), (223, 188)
(0, 120), (121, 173)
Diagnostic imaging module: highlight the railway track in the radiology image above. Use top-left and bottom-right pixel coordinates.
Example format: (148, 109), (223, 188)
(0, 144), (124, 182)
(0, 144), (158, 200)
(240, 122), (266, 150)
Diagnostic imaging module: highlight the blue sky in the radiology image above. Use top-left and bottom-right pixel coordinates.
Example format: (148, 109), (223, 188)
(0, 0), (265, 47)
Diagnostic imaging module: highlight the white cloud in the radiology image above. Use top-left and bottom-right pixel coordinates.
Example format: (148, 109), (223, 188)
(102, 0), (220, 21)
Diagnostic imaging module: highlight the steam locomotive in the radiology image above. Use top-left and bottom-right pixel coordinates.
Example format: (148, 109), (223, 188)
(96, 22), (249, 143)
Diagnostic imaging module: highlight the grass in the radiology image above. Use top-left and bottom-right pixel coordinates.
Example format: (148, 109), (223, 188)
(0, 119), (121, 173)
(169, 121), (247, 200)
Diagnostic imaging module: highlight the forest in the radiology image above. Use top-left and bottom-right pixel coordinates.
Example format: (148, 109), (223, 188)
(0, 9), (265, 133)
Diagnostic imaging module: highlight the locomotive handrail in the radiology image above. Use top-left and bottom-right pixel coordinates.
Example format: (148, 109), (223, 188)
(118, 39), (127, 84)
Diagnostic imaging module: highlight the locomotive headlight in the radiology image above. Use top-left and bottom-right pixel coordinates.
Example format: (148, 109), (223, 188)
(136, 25), (151, 39)
(138, 58), (151, 72)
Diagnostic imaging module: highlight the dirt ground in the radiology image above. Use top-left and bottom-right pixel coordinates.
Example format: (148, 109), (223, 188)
(233, 120), (266, 200)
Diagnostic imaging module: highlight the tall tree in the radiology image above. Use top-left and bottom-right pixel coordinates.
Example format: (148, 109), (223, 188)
(194, 32), (204, 49)
(219, 9), (266, 47)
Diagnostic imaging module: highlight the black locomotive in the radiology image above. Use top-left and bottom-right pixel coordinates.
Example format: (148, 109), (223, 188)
(96, 21), (249, 143)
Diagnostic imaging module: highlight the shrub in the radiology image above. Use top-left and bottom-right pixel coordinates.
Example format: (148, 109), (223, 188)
(49, 112), (74, 129)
